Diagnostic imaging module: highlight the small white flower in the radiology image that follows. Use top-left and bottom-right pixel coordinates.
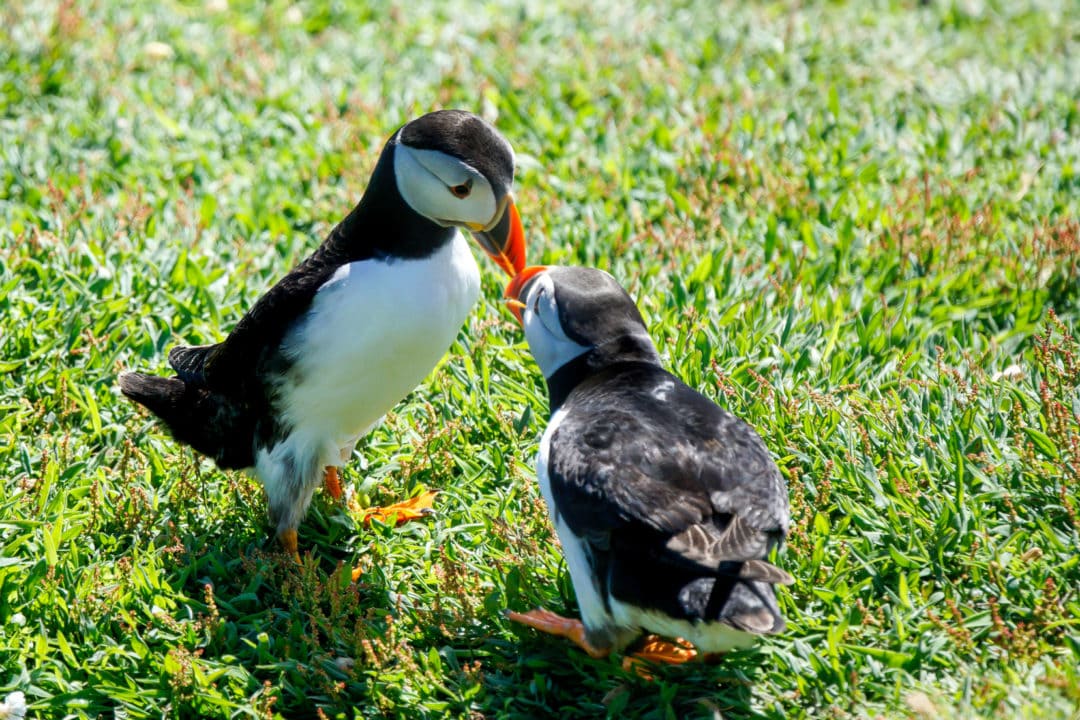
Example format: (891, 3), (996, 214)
(9, 613), (25, 627)
(992, 364), (1023, 381)
(0, 691), (27, 720)
(283, 5), (303, 24)
(143, 41), (175, 62)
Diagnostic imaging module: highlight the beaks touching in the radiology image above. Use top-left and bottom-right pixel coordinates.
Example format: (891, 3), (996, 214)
(503, 265), (548, 324)
(470, 196), (527, 277)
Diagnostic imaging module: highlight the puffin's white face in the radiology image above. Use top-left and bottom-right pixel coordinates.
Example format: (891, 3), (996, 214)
(520, 271), (590, 378)
(393, 142), (501, 232)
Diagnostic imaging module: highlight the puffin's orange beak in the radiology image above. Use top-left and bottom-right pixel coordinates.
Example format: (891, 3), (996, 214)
(470, 197), (526, 277)
(504, 265), (548, 325)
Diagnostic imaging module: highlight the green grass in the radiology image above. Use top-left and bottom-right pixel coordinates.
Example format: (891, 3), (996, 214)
(2, 0), (1079, 717)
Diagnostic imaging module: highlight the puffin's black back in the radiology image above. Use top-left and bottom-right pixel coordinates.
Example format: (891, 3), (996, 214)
(545, 363), (791, 633)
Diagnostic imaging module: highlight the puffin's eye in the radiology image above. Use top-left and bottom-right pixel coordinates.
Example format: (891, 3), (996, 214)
(532, 287), (544, 312)
(534, 286), (565, 337)
(449, 179), (473, 198)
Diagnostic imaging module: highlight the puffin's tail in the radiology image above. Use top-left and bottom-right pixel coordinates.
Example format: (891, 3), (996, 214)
(706, 559), (791, 635)
(119, 371), (191, 424)
(118, 371), (253, 469)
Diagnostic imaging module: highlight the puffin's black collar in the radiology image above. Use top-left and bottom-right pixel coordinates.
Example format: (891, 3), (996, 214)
(545, 330), (660, 411)
(545, 353), (594, 413)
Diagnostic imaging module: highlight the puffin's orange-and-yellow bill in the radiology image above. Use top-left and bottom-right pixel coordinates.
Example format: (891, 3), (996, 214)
(504, 265), (548, 324)
(470, 197), (527, 277)
(505, 298), (527, 324)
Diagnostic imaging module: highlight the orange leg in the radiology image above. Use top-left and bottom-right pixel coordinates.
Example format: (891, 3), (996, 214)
(356, 489), (438, 527)
(278, 528), (301, 564)
(505, 608), (611, 659)
(323, 466), (343, 500)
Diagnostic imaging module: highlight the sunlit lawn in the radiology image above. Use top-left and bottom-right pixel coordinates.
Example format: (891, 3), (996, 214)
(1, 0), (1078, 717)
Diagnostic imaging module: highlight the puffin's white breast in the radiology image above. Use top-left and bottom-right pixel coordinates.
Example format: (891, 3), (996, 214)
(537, 408), (613, 633)
(277, 233), (480, 450)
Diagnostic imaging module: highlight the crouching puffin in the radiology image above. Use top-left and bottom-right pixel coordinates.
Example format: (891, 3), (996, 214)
(119, 110), (526, 562)
(503, 266), (792, 667)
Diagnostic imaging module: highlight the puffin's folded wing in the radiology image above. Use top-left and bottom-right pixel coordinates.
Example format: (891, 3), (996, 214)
(545, 415), (712, 540)
(547, 407), (792, 586)
(664, 518), (794, 585)
(172, 245), (353, 391)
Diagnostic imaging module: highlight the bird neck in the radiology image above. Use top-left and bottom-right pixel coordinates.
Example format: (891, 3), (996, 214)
(545, 353), (594, 412)
(545, 335), (662, 412)
(335, 141), (457, 260)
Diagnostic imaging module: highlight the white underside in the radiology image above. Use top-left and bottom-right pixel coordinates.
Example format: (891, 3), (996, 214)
(608, 601), (756, 654)
(537, 408), (757, 654)
(538, 408), (611, 634)
(255, 233), (480, 532)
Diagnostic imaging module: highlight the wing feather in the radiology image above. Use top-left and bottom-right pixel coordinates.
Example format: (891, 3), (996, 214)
(168, 344), (218, 385)
(169, 221), (365, 392)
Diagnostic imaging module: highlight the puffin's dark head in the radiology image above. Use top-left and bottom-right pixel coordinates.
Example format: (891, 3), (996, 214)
(392, 110), (525, 276)
(504, 265), (661, 378)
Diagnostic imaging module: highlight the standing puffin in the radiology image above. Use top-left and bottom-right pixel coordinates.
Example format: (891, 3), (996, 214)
(119, 110), (526, 561)
(503, 266), (792, 666)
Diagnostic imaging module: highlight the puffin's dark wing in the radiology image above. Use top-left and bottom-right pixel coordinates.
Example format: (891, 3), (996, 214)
(168, 343), (217, 384)
(548, 366), (791, 582)
(168, 229), (363, 391)
(545, 412), (706, 539)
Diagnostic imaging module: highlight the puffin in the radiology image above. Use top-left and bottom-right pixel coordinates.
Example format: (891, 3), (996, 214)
(502, 265), (792, 666)
(119, 110), (527, 561)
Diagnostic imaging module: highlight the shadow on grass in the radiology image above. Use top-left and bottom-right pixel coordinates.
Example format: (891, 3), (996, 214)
(97, 485), (778, 719)
(105, 493), (410, 718)
(480, 640), (770, 720)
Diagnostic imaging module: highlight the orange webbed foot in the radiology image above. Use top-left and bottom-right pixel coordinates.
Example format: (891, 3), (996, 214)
(278, 528), (301, 564)
(621, 635), (698, 678)
(346, 489), (438, 581)
(357, 489), (438, 527)
(505, 608), (611, 659)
